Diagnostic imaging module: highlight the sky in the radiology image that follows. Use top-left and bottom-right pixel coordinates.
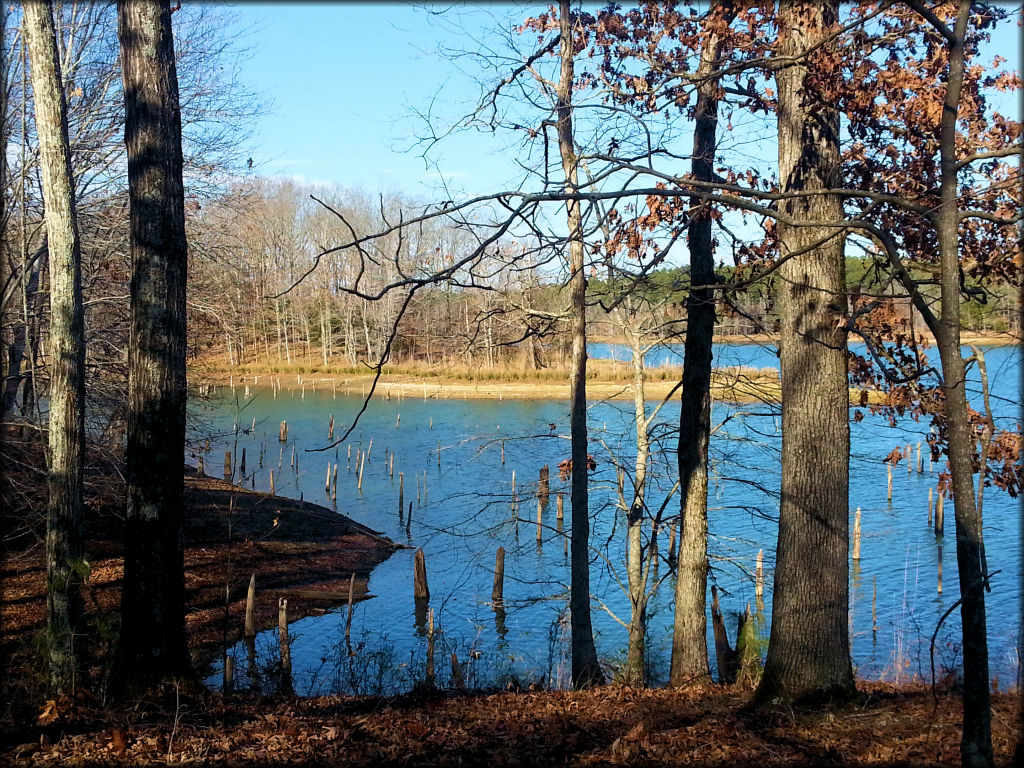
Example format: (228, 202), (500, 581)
(225, 3), (535, 198)
(223, 2), (1022, 204)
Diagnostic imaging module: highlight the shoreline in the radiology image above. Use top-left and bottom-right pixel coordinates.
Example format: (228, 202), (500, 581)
(190, 367), (785, 404)
(0, 468), (403, 675)
(190, 331), (1018, 404)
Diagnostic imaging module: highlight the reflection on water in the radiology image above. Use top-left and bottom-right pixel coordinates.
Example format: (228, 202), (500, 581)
(194, 343), (1022, 695)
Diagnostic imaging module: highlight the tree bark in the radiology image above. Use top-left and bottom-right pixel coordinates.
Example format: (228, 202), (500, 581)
(23, 0), (88, 696)
(670, 0), (735, 688)
(556, 0), (602, 688)
(623, 325), (650, 686)
(756, 0), (855, 704)
(930, 4), (992, 764)
(116, 0), (193, 688)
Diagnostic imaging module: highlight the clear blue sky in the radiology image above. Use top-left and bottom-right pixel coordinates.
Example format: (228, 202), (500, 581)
(223, 2), (1021, 203)
(225, 2), (532, 198)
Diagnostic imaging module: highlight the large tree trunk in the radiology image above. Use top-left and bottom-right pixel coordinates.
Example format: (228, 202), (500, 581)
(556, 0), (602, 688)
(670, 0), (734, 688)
(930, 4), (992, 765)
(23, 0), (88, 696)
(116, 0), (193, 688)
(755, 0), (855, 703)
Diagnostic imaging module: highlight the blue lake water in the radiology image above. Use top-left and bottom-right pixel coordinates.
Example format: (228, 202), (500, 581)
(191, 342), (1021, 695)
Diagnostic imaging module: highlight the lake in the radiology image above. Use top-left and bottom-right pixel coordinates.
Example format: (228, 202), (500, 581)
(191, 342), (1022, 695)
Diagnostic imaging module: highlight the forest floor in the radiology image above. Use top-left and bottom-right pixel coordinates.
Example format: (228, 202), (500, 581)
(0, 678), (1019, 766)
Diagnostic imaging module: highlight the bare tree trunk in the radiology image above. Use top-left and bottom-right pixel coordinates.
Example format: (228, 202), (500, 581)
(23, 0), (87, 696)
(623, 327), (650, 686)
(930, 4), (992, 764)
(1, 246), (44, 420)
(756, 0), (854, 704)
(556, 0), (602, 688)
(0, 5), (7, 398)
(670, 0), (734, 688)
(116, 0), (192, 688)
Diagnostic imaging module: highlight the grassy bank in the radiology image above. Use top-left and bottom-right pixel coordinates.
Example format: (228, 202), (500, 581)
(192, 355), (788, 403)
(192, 355), (899, 406)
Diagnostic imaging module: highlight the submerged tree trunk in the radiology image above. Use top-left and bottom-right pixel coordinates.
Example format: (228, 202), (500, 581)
(756, 0), (855, 704)
(556, 0), (602, 689)
(23, 0), (88, 696)
(116, 0), (193, 688)
(670, 0), (734, 688)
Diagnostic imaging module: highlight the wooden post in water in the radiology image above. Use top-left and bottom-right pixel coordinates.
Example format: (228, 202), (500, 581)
(345, 572), (356, 639)
(937, 544), (943, 594)
(536, 497), (543, 544)
(325, 463), (332, 493)
(906, 443), (912, 474)
(389, 452), (394, 478)
(244, 574), (256, 637)
(398, 472), (404, 513)
(501, 440), (505, 465)
(329, 414), (334, 440)
(197, 454), (205, 475)
(755, 549), (764, 600)
(279, 420), (288, 442)
(667, 521), (677, 565)
(224, 450), (232, 481)
(538, 465), (549, 501)
(331, 465), (338, 501)
(396, 413), (400, 428)
(425, 608), (435, 687)
(437, 439), (441, 468)
(928, 486), (934, 526)
(223, 655), (233, 694)
(556, 493), (564, 522)
(278, 597), (291, 682)
(492, 547), (505, 602)
(357, 450), (365, 493)
(852, 507), (862, 561)
(414, 548), (430, 599)
(290, 445), (295, 469)
(935, 491), (944, 534)
(886, 462), (893, 502)
(451, 652), (464, 689)
(916, 441), (922, 473)
(269, 469), (276, 496)
(367, 437), (373, 459)
(239, 448), (247, 479)
(423, 470), (428, 504)
(872, 574), (878, 633)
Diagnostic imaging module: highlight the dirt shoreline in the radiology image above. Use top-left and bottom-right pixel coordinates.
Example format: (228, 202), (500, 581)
(0, 468), (403, 673)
